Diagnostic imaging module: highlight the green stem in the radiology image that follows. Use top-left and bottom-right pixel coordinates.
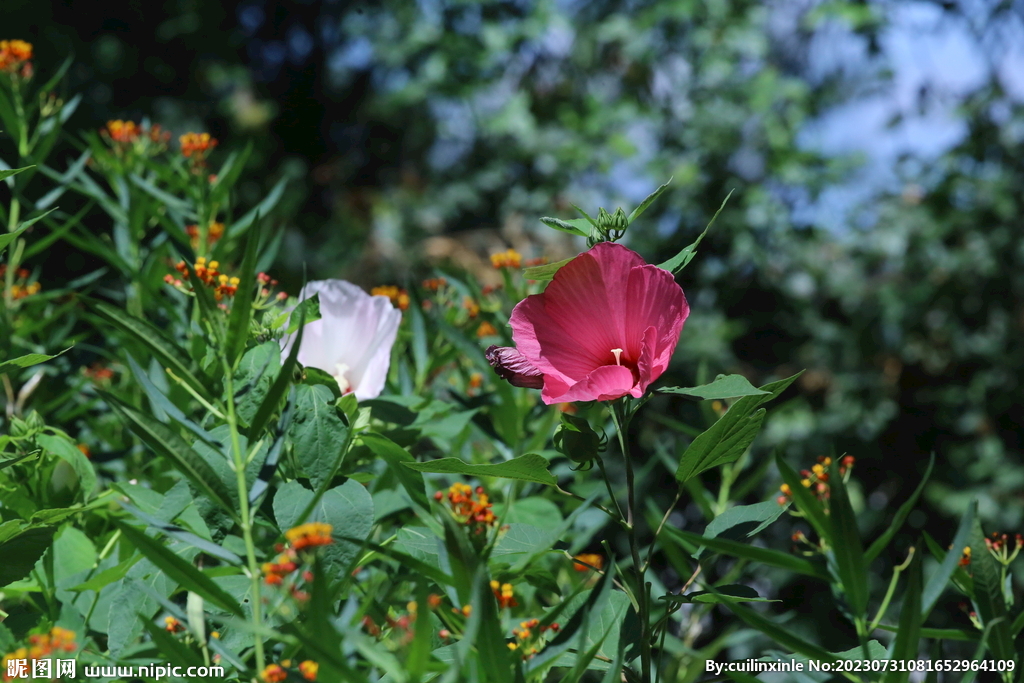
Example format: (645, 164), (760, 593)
(223, 361), (265, 675)
(868, 546), (914, 632)
(612, 400), (652, 683)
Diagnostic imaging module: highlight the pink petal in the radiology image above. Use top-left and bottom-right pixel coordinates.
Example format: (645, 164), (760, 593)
(511, 243), (646, 380)
(630, 326), (660, 398)
(624, 264), (689, 380)
(541, 364), (637, 404)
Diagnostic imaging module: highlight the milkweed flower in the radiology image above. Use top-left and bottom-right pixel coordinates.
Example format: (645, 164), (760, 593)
(0, 40), (32, 77)
(488, 242), (688, 404)
(280, 280), (401, 400)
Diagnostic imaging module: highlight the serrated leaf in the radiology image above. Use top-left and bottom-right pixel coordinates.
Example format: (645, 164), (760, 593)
(966, 516), (1015, 663)
(287, 384), (349, 490)
(693, 500), (786, 558)
(0, 526), (55, 587)
(659, 374), (770, 400)
(403, 453), (557, 486)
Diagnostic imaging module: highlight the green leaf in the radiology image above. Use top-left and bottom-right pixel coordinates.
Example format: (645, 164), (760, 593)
(882, 548), (923, 683)
(288, 384), (349, 490)
(828, 459), (868, 618)
(965, 516), (1016, 663)
(227, 177), (288, 238)
(627, 177), (672, 224)
(0, 166), (33, 182)
(657, 189), (733, 274)
(866, 453), (935, 562)
(100, 392), (236, 516)
(37, 433), (97, 502)
(0, 347), (70, 375)
(538, 217), (589, 237)
(676, 372), (800, 483)
(247, 298), (306, 440)
(693, 500), (786, 558)
(360, 433), (431, 512)
(403, 453), (557, 486)
(224, 218), (262, 366)
(91, 300), (211, 398)
(659, 374), (770, 400)
(523, 257), (574, 281)
(661, 526), (829, 581)
(661, 584), (776, 604)
(287, 293), (321, 334)
(233, 341), (280, 426)
(0, 526), (55, 587)
(0, 224), (27, 255)
(273, 480), (374, 584)
(776, 455), (830, 542)
(115, 522), (244, 617)
(921, 500), (975, 618)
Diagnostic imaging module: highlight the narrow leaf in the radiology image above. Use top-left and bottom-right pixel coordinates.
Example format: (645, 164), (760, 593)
(866, 453), (935, 562)
(627, 177), (672, 224)
(523, 257), (574, 282)
(659, 374), (769, 400)
(403, 453), (557, 486)
(657, 189), (733, 274)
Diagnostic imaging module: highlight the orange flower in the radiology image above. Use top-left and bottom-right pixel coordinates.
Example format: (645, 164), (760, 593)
(468, 372), (483, 389)
(490, 580), (518, 609)
(185, 221), (225, 248)
(371, 285), (410, 311)
(76, 443), (91, 459)
(463, 297), (479, 318)
(180, 132), (218, 160)
(105, 120), (141, 144)
(285, 522), (334, 551)
(490, 249), (522, 269)
(476, 321), (498, 338)
(572, 553), (603, 572)
(435, 483), (496, 534)
(260, 664), (287, 683)
(164, 616), (184, 633)
(0, 40), (32, 75)
(422, 277), (447, 291)
(299, 661), (318, 681)
(25, 627), (77, 660)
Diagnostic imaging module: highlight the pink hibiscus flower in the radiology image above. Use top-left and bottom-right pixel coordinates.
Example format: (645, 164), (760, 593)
(487, 242), (688, 404)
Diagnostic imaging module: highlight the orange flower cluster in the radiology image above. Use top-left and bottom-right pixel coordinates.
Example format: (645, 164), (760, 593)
(257, 272), (288, 302)
(776, 455), (855, 505)
(371, 285), (410, 311)
(164, 616), (184, 633)
(83, 363), (114, 383)
(572, 553), (604, 572)
(463, 296), (479, 318)
(171, 258), (241, 301)
(180, 132), (218, 160)
(490, 248), (522, 269)
(434, 483), (496, 535)
(508, 618), (559, 660)
(958, 546), (971, 568)
(984, 532), (1023, 566)
(422, 277), (447, 291)
(100, 121), (172, 158)
(285, 522), (334, 551)
(0, 39), (32, 77)
(0, 264), (41, 300)
(490, 580), (518, 609)
(185, 221), (224, 249)
(2, 629), (76, 683)
(260, 660), (318, 683)
(476, 321), (498, 338)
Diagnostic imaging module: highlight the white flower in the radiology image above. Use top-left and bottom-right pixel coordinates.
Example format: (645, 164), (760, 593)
(280, 280), (401, 400)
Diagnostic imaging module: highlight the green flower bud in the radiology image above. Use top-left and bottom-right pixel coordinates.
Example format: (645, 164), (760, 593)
(593, 207), (629, 244)
(8, 416), (29, 438)
(25, 410), (45, 432)
(552, 413), (605, 470)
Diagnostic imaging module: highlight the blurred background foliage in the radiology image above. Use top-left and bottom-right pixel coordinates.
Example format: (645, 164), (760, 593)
(6, 0), (1024, 653)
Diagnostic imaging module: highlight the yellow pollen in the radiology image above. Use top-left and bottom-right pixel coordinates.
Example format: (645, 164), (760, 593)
(611, 348), (624, 365)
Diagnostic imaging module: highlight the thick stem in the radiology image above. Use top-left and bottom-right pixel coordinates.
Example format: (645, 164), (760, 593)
(223, 364), (265, 675)
(612, 401), (652, 683)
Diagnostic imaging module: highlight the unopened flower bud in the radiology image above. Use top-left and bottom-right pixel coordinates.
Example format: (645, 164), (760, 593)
(486, 346), (544, 389)
(552, 413), (604, 469)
